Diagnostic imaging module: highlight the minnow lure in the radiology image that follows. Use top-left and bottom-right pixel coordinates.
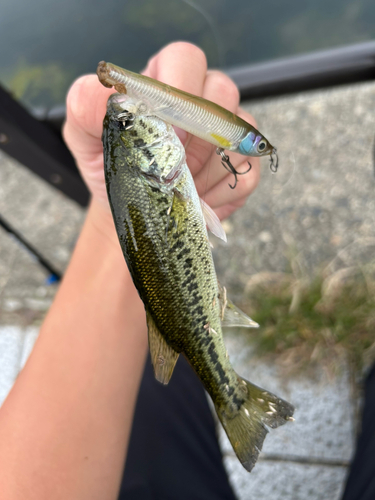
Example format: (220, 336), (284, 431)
(97, 61), (278, 188)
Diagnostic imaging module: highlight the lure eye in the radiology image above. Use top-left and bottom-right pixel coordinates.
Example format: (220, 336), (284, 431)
(257, 139), (267, 153)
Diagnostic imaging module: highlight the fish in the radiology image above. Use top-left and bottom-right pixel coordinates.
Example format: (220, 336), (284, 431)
(102, 92), (294, 472)
(97, 61), (278, 179)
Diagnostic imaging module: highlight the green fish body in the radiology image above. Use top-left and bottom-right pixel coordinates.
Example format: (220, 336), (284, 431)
(102, 93), (294, 472)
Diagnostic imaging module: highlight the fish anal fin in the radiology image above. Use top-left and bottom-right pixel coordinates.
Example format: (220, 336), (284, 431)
(146, 312), (179, 384)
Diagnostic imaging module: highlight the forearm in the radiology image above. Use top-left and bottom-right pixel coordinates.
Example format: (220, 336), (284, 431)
(0, 200), (148, 499)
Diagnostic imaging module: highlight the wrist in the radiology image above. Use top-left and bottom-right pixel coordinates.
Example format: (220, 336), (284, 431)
(59, 196), (136, 299)
(86, 197), (121, 252)
(75, 197), (133, 289)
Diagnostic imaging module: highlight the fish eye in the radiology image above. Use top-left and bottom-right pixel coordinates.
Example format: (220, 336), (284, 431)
(257, 139), (267, 153)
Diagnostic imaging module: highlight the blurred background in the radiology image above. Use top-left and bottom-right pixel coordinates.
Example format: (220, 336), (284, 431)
(2, 0), (375, 110)
(1, 0), (375, 499)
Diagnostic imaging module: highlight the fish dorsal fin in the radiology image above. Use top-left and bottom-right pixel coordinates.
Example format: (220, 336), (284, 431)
(218, 282), (259, 328)
(146, 312), (180, 384)
(200, 198), (227, 242)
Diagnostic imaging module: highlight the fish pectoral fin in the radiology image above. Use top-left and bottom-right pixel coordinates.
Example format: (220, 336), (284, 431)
(200, 198), (227, 242)
(218, 281), (259, 328)
(146, 312), (179, 385)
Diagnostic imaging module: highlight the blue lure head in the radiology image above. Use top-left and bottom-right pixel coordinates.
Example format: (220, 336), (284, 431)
(238, 131), (278, 173)
(238, 131), (274, 157)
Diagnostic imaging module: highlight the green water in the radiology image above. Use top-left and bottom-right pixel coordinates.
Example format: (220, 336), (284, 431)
(1, 0), (375, 110)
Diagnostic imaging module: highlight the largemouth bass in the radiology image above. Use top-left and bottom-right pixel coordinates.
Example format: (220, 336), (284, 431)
(97, 61), (279, 181)
(102, 93), (294, 472)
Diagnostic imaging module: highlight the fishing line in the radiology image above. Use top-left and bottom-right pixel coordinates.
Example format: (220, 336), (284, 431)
(201, 144), (215, 206)
(271, 151), (296, 201)
(180, 0), (224, 67)
(203, 148), (213, 201)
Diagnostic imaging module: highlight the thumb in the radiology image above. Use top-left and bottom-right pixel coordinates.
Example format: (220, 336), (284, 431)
(63, 74), (114, 164)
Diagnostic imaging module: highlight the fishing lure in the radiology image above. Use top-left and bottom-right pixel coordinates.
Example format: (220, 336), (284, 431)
(97, 61), (278, 188)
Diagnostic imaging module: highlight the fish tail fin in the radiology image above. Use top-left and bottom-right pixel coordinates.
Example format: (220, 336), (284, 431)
(216, 377), (294, 472)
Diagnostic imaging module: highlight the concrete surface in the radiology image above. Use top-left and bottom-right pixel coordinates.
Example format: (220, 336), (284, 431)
(224, 460), (347, 500)
(213, 81), (375, 302)
(219, 331), (356, 462)
(1, 79), (375, 498)
(0, 325), (38, 405)
(218, 331), (353, 499)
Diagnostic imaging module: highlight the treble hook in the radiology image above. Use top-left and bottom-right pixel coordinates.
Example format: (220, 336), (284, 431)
(269, 148), (279, 173)
(216, 148), (252, 189)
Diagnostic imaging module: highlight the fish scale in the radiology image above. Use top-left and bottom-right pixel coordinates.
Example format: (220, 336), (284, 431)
(102, 93), (294, 472)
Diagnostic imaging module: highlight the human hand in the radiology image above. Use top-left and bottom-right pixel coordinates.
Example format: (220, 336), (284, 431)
(63, 42), (260, 223)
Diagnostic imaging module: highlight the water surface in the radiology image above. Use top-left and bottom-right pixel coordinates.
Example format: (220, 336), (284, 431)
(1, 0), (375, 109)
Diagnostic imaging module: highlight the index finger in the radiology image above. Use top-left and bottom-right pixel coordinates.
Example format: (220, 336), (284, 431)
(143, 42), (207, 96)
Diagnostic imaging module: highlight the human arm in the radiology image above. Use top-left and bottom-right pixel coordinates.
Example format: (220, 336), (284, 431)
(0, 200), (147, 499)
(0, 42), (260, 499)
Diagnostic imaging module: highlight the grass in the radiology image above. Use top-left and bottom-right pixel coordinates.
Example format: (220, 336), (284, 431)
(241, 268), (375, 377)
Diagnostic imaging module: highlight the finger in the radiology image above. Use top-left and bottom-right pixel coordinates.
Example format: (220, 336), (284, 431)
(63, 75), (116, 205)
(214, 195), (248, 221)
(144, 41), (207, 93)
(63, 74), (114, 162)
(186, 70), (241, 179)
